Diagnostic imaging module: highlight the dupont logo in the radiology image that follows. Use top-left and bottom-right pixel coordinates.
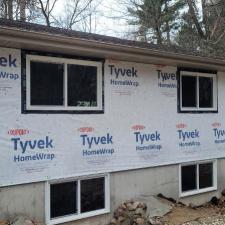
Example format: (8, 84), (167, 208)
(132, 125), (145, 131)
(8, 129), (29, 136)
(212, 122), (221, 128)
(176, 123), (187, 129)
(78, 127), (94, 133)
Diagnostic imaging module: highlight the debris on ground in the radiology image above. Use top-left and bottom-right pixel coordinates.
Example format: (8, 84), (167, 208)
(108, 192), (225, 225)
(0, 217), (44, 225)
(108, 199), (150, 225)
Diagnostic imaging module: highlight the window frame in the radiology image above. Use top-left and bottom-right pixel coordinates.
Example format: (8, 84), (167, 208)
(179, 160), (217, 197)
(26, 54), (103, 112)
(179, 70), (218, 112)
(45, 174), (110, 225)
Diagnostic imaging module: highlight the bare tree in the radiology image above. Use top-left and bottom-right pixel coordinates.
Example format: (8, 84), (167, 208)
(38, 0), (58, 26)
(54, 0), (97, 30)
(186, 0), (225, 44)
(19, 0), (26, 21)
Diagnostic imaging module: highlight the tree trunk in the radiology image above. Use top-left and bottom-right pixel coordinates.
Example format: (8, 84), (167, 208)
(7, 0), (13, 19)
(156, 26), (162, 44)
(3, 0), (8, 18)
(165, 0), (171, 45)
(187, 0), (205, 39)
(20, 0), (26, 21)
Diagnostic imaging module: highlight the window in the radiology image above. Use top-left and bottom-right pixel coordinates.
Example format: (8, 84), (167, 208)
(46, 174), (110, 225)
(179, 71), (217, 112)
(26, 55), (103, 112)
(179, 160), (217, 197)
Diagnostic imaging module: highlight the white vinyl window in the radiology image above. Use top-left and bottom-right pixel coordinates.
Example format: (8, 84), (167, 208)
(180, 71), (217, 112)
(179, 160), (217, 197)
(45, 174), (110, 225)
(26, 55), (103, 111)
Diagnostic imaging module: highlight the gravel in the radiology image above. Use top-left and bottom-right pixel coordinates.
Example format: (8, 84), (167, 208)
(183, 215), (225, 225)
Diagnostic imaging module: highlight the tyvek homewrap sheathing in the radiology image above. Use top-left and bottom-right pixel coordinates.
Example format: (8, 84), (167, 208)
(0, 47), (225, 186)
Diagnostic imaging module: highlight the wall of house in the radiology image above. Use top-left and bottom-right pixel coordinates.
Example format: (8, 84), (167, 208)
(1, 46), (225, 224)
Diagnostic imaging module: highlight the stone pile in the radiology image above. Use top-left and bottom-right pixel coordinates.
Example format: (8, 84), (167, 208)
(108, 200), (164, 225)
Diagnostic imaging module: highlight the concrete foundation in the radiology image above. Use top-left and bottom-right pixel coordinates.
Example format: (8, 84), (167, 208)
(1, 159), (225, 225)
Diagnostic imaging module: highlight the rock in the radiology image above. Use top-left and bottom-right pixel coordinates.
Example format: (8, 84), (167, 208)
(211, 196), (219, 206)
(109, 218), (117, 225)
(118, 216), (125, 223)
(138, 203), (147, 210)
(114, 208), (125, 218)
(108, 200), (150, 225)
(222, 189), (225, 196)
(189, 203), (197, 209)
(135, 208), (146, 216)
(137, 196), (172, 218)
(148, 218), (164, 225)
(136, 217), (145, 225)
(25, 219), (34, 225)
(121, 218), (131, 225)
(127, 202), (139, 211)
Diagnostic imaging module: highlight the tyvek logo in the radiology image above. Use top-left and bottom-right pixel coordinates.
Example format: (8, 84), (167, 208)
(109, 65), (138, 78)
(0, 54), (19, 80)
(0, 55), (17, 67)
(11, 136), (54, 154)
(80, 133), (113, 149)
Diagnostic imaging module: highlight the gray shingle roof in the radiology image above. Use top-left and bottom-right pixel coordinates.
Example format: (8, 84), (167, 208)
(0, 19), (224, 60)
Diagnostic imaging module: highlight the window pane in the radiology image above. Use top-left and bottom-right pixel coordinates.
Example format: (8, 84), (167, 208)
(68, 64), (97, 107)
(30, 62), (64, 106)
(50, 181), (77, 218)
(181, 165), (197, 192)
(199, 163), (213, 189)
(81, 177), (105, 213)
(181, 75), (197, 107)
(199, 77), (213, 108)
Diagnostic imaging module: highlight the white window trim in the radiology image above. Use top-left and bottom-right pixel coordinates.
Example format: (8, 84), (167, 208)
(179, 159), (217, 198)
(45, 174), (110, 225)
(26, 55), (103, 111)
(180, 71), (217, 111)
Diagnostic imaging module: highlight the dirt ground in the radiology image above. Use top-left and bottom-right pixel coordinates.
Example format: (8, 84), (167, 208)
(159, 197), (225, 225)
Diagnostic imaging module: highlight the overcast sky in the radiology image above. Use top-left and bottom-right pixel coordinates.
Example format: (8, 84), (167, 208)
(52, 0), (133, 38)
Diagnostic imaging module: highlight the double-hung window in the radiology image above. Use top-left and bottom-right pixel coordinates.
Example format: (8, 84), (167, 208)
(179, 71), (217, 112)
(179, 160), (217, 197)
(46, 174), (110, 225)
(26, 55), (103, 112)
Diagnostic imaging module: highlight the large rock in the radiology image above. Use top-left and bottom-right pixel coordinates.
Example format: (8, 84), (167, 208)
(136, 195), (173, 218)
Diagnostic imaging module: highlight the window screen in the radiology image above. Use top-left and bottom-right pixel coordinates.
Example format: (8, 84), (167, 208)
(81, 177), (105, 213)
(50, 181), (77, 218)
(199, 163), (213, 189)
(67, 64), (97, 107)
(30, 62), (64, 106)
(181, 165), (197, 192)
(181, 76), (197, 107)
(199, 77), (213, 108)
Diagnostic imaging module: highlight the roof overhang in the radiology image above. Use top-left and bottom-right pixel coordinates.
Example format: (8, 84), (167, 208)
(1, 25), (225, 71)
